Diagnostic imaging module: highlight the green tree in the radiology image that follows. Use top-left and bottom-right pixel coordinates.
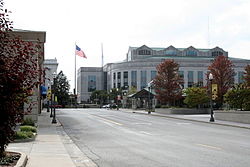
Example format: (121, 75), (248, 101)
(153, 59), (183, 106)
(127, 86), (137, 95)
(108, 88), (122, 104)
(54, 71), (70, 107)
(224, 84), (250, 111)
(184, 87), (209, 108)
(208, 55), (235, 107)
(90, 90), (108, 104)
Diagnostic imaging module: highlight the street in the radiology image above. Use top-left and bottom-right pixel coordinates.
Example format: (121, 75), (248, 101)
(57, 108), (250, 167)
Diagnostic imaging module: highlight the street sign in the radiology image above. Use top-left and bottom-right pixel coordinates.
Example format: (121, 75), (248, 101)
(47, 89), (52, 100)
(212, 84), (218, 100)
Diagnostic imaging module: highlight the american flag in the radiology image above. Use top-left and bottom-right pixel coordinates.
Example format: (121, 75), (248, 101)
(75, 45), (87, 58)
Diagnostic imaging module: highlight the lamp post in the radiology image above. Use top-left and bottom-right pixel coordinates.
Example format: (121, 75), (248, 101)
(209, 73), (215, 122)
(116, 88), (119, 110)
(52, 72), (57, 124)
(50, 81), (53, 117)
(147, 83), (151, 114)
(47, 84), (50, 112)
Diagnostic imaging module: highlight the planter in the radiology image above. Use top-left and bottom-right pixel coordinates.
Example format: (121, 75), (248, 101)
(214, 110), (250, 124)
(155, 108), (210, 115)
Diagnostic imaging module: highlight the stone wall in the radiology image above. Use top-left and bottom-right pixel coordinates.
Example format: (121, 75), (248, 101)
(155, 108), (210, 115)
(214, 110), (250, 124)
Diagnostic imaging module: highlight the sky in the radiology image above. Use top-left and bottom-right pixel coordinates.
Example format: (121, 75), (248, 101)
(4, 0), (250, 92)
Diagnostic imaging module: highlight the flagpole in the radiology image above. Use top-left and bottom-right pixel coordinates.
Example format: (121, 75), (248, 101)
(74, 42), (76, 96)
(101, 43), (104, 68)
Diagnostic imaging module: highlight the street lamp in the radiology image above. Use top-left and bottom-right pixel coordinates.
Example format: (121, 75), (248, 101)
(116, 88), (119, 110)
(209, 73), (215, 122)
(47, 83), (50, 112)
(147, 83), (151, 114)
(52, 72), (57, 124)
(50, 81), (53, 118)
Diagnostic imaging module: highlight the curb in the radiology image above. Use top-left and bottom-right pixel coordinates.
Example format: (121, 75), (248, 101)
(14, 152), (28, 167)
(126, 110), (250, 130)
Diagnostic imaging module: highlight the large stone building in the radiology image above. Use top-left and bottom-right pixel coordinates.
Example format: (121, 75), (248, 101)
(77, 45), (250, 103)
(44, 58), (59, 90)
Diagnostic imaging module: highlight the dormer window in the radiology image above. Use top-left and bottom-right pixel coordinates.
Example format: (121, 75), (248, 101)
(138, 50), (151, 55)
(212, 51), (223, 57)
(186, 50), (197, 56)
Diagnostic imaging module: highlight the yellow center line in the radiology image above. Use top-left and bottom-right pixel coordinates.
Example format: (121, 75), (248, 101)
(196, 143), (222, 150)
(94, 115), (123, 126)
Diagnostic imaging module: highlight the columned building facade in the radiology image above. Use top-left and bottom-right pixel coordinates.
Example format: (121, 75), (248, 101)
(78, 45), (250, 103)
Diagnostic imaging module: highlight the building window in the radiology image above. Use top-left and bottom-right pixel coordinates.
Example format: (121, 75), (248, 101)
(186, 50), (197, 56)
(104, 72), (107, 90)
(138, 50), (151, 55)
(131, 71), (137, 88)
(141, 71), (147, 89)
(212, 51), (223, 57)
(178, 71), (184, 88)
(151, 71), (157, 80)
(88, 75), (96, 92)
(165, 50), (177, 56)
(123, 71), (128, 87)
(188, 71), (194, 87)
(198, 71), (203, 87)
(117, 72), (121, 88)
(238, 71), (244, 84)
(113, 73), (116, 88)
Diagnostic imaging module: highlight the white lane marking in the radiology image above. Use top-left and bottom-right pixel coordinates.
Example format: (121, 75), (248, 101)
(133, 123), (152, 125)
(140, 131), (152, 135)
(196, 144), (222, 150)
(92, 115), (123, 126)
(176, 122), (191, 125)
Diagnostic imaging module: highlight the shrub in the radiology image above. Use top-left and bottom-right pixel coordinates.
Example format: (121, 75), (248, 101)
(14, 131), (34, 140)
(155, 104), (161, 108)
(20, 126), (37, 133)
(21, 117), (35, 127)
(24, 131), (34, 138)
(14, 132), (28, 140)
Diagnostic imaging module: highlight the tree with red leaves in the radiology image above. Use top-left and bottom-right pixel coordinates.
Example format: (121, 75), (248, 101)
(244, 64), (250, 87)
(0, 0), (41, 157)
(207, 55), (235, 106)
(153, 59), (183, 106)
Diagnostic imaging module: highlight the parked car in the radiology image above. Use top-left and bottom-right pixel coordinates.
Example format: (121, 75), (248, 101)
(102, 104), (118, 109)
(102, 104), (110, 108)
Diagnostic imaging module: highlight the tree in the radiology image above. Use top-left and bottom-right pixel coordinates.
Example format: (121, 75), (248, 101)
(153, 59), (183, 106)
(108, 88), (122, 104)
(244, 65), (250, 87)
(208, 55), (235, 106)
(224, 84), (250, 110)
(0, 0), (41, 158)
(54, 71), (70, 107)
(90, 90), (108, 104)
(127, 86), (137, 96)
(184, 87), (209, 108)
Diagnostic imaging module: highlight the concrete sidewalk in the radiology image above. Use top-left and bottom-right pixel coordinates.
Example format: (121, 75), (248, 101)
(7, 110), (97, 167)
(120, 109), (250, 129)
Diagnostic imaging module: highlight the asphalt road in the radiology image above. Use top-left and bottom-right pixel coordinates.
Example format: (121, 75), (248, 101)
(57, 108), (250, 167)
